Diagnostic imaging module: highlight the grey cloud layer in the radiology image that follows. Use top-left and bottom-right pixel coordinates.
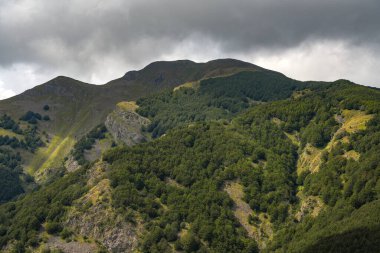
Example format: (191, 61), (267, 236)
(0, 0), (379, 96)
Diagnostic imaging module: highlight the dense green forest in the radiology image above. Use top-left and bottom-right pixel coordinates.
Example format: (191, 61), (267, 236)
(108, 79), (380, 252)
(0, 168), (88, 250)
(0, 69), (380, 252)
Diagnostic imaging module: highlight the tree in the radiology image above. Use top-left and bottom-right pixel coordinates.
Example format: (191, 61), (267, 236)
(180, 232), (200, 252)
(45, 222), (63, 235)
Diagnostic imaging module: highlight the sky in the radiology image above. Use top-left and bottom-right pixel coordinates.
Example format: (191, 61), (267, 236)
(0, 0), (380, 99)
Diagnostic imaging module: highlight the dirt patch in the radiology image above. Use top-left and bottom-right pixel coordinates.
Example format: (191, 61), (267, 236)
(341, 110), (374, 133)
(224, 182), (255, 238)
(224, 181), (272, 249)
(343, 150), (360, 161)
(165, 177), (186, 189)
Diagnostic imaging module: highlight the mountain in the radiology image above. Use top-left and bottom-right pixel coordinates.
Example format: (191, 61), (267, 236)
(0, 59), (262, 178)
(0, 59), (380, 253)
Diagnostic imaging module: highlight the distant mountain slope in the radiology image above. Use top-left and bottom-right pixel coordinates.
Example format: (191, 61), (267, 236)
(1, 59), (263, 136)
(0, 59), (262, 175)
(106, 58), (264, 87)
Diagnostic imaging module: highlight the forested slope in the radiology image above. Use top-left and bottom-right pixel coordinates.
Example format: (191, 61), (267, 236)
(0, 59), (263, 200)
(0, 61), (380, 252)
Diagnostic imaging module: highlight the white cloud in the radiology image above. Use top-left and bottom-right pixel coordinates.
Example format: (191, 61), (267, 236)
(250, 40), (380, 87)
(0, 64), (57, 97)
(0, 80), (16, 99)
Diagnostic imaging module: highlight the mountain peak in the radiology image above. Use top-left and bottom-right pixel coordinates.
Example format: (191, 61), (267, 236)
(46, 76), (89, 86)
(115, 58), (264, 87)
(205, 58), (258, 67)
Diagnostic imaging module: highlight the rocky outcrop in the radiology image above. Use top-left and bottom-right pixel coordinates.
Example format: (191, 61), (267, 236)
(65, 162), (140, 252)
(45, 236), (98, 253)
(105, 104), (150, 146)
(295, 195), (324, 222)
(65, 155), (81, 172)
(67, 201), (138, 252)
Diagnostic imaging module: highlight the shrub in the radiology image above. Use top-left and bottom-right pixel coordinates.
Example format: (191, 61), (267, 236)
(60, 228), (73, 240)
(45, 222), (63, 235)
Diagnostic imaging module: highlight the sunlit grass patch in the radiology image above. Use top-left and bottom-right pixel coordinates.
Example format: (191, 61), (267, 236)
(341, 109), (374, 133)
(297, 144), (323, 175)
(0, 128), (23, 139)
(173, 81), (200, 92)
(117, 101), (138, 112)
(343, 150), (360, 161)
(27, 135), (75, 175)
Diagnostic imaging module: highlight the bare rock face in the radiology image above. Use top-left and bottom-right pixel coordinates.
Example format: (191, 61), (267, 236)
(45, 236), (98, 253)
(65, 155), (81, 172)
(65, 162), (140, 253)
(67, 203), (138, 252)
(105, 103), (150, 146)
(295, 195), (324, 222)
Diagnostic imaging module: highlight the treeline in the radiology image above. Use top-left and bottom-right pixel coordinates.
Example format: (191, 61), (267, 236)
(0, 126), (43, 152)
(0, 114), (22, 134)
(20, 111), (50, 124)
(1, 113), (44, 151)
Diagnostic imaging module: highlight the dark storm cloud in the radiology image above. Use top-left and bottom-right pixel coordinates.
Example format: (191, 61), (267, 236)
(0, 0), (380, 98)
(128, 0), (380, 51)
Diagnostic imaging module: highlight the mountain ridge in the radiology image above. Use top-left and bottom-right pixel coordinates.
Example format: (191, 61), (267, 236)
(1, 58), (380, 252)
(0, 58), (268, 178)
